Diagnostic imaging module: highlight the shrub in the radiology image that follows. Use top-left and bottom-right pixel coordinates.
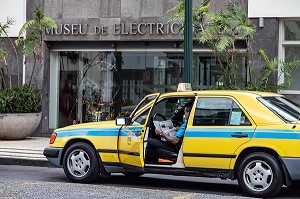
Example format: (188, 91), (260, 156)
(0, 84), (41, 113)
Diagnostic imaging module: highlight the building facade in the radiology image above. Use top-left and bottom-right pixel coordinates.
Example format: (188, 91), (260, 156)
(248, 0), (300, 103)
(1, 0), (300, 137)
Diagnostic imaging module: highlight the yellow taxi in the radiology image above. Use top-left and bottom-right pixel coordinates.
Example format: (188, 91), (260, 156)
(44, 90), (300, 198)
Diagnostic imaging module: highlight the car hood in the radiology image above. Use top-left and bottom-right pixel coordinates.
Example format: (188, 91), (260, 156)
(54, 120), (118, 133)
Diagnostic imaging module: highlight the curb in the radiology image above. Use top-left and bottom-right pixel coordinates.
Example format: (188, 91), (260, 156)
(0, 157), (56, 168)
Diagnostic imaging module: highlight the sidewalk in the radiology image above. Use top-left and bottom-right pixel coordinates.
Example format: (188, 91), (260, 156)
(0, 137), (55, 167)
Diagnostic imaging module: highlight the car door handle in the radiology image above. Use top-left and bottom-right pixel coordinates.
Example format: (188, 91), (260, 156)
(231, 132), (248, 138)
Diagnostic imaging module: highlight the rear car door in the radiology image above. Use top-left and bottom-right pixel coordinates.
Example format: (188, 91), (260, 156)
(183, 96), (256, 169)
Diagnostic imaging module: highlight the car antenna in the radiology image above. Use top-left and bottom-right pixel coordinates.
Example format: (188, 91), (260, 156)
(292, 114), (300, 129)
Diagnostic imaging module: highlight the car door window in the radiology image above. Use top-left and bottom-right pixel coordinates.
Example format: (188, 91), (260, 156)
(150, 97), (194, 123)
(230, 101), (251, 126)
(193, 97), (251, 126)
(132, 108), (150, 125)
(130, 94), (159, 118)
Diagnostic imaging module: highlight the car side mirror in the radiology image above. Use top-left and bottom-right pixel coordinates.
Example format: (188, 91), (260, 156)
(115, 117), (131, 126)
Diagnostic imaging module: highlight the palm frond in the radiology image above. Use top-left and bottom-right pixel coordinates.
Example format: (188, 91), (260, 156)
(168, 13), (184, 24)
(166, 0), (184, 14)
(199, 25), (220, 44)
(17, 19), (36, 39)
(279, 59), (300, 87)
(257, 50), (278, 84)
(41, 16), (58, 29)
(236, 23), (256, 37)
(258, 49), (271, 66)
(33, 7), (45, 21)
(199, 1), (210, 13)
(282, 59), (300, 72)
(216, 35), (235, 52)
(227, 2), (245, 21)
(21, 38), (37, 58)
(0, 48), (7, 61)
(285, 72), (292, 86)
(0, 23), (10, 36)
(205, 12), (223, 23)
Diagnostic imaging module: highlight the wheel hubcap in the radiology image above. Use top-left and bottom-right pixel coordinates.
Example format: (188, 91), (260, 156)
(67, 149), (91, 178)
(243, 160), (273, 192)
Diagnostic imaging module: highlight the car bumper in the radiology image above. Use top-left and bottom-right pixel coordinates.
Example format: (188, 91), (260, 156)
(281, 157), (300, 180)
(43, 148), (63, 167)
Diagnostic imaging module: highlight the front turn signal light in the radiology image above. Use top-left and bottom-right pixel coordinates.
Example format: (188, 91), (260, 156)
(50, 132), (57, 144)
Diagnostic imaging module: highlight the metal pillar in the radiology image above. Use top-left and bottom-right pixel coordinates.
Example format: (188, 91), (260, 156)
(183, 0), (193, 84)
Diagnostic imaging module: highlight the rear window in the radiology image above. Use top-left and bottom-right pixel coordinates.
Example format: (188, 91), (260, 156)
(258, 97), (300, 123)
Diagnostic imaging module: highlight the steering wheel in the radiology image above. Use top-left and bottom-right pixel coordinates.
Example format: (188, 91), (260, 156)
(153, 113), (166, 121)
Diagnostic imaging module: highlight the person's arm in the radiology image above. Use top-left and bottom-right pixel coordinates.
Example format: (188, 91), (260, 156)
(155, 128), (180, 145)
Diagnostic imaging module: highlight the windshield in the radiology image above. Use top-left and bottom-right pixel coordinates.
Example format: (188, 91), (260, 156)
(258, 96), (300, 123)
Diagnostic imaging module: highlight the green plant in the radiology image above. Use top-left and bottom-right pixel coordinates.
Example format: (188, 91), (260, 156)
(0, 84), (41, 113)
(168, 1), (256, 88)
(197, 2), (256, 86)
(16, 7), (57, 86)
(210, 49), (300, 91)
(245, 49), (300, 92)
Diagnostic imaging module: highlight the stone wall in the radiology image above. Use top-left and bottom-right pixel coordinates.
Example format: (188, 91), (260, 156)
(43, 0), (184, 41)
(249, 18), (279, 84)
(0, 38), (23, 89)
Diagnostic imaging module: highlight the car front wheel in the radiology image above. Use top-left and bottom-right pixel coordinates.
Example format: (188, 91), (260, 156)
(237, 152), (283, 198)
(63, 142), (100, 183)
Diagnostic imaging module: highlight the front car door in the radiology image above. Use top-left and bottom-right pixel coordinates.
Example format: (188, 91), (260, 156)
(183, 96), (256, 170)
(118, 94), (159, 171)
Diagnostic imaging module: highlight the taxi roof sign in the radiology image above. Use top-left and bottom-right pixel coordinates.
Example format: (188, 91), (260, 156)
(177, 83), (192, 92)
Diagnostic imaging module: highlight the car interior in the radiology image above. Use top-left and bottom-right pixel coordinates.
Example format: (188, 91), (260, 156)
(143, 97), (195, 165)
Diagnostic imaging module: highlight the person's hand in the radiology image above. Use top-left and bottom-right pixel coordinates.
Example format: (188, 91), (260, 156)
(155, 128), (162, 135)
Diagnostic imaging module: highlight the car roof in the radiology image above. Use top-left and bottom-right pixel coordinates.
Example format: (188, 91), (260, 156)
(159, 90), (283, 98)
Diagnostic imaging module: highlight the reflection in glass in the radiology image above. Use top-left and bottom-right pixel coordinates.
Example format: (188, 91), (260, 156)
(285, 47), (300, 90)
(56, 50), (246, 128)
(284, 21), (300, 41)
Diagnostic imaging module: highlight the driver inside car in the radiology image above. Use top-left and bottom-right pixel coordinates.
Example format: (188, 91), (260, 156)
(146, 106), (191, 162)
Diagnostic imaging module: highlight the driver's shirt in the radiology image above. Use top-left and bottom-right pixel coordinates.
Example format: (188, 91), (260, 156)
(175, 122), (187, 138)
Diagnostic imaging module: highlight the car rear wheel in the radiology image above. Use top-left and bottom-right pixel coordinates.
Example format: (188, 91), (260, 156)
(237, 152), (283, 198)
(63, 142), (100, 183)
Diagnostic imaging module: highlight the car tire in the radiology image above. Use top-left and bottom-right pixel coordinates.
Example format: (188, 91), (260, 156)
(237, 152), (283, 198)
(63, 142), (100, 183)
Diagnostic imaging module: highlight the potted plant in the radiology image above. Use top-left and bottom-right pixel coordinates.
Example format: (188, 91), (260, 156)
(0, 85), (41, 139)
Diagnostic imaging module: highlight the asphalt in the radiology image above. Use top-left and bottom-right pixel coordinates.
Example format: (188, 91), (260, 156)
(0, 137), (56, 167)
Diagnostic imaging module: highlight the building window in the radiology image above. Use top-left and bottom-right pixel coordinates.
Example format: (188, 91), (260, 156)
(50, 49), (246, 128)
(279, 20), (300, 92)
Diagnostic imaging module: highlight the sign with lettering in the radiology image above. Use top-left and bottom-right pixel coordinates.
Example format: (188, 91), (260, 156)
(45, 22), (181, 36)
